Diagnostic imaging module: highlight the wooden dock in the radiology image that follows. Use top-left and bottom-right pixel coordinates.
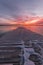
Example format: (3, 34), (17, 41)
(0, 42), (24, 65)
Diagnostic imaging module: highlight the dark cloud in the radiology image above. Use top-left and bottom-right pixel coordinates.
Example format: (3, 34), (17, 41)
(0, 0), (37, 17)
(0, 0), (43, 19)
(0, 0), (21, 17)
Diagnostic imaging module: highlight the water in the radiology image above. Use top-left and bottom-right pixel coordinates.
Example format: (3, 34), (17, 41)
(0, 26), (43, 35)
(24, 26), (43, 35)
(0, 26), (18, 33)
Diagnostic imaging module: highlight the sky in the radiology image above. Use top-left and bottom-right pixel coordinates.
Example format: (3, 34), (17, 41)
(0, 0), (43, 24)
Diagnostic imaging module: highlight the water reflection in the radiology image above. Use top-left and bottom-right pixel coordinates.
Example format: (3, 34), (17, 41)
(24, 26), (43, 35)
(0, 26), (18, 32)
(0, 26), (43, 35)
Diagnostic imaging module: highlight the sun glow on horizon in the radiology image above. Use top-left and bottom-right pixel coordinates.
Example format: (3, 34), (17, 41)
(0, 16), (43, 35)
(0, 16), (43, 26)
(24, 19), (41, 25)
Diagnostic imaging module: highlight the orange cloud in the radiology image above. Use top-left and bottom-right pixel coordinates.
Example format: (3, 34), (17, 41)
(0, 16), (43, 26)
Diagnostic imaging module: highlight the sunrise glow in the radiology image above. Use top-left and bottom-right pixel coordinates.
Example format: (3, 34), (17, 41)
(0, 0), (43, 35)
(29, 19), (40, 24)
(24, 19), (39, 25)
(0, 16), (43, 26)
(16, 16), (42, 26)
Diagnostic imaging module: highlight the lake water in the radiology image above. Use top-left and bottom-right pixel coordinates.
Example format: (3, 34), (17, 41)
(25, 26), (43, 35)
(0, 26), (18, 33)
(0, 26), (43, 35)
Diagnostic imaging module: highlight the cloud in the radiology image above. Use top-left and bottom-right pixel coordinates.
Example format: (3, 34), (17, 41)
(0, 0), (43, 24)
(0, 0), (37, 17)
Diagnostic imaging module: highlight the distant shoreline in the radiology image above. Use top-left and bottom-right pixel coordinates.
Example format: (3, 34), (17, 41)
(0, 24), (43, 26)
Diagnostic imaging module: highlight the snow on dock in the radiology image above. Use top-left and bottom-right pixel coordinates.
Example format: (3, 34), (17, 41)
(0, 40), (43, 65)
